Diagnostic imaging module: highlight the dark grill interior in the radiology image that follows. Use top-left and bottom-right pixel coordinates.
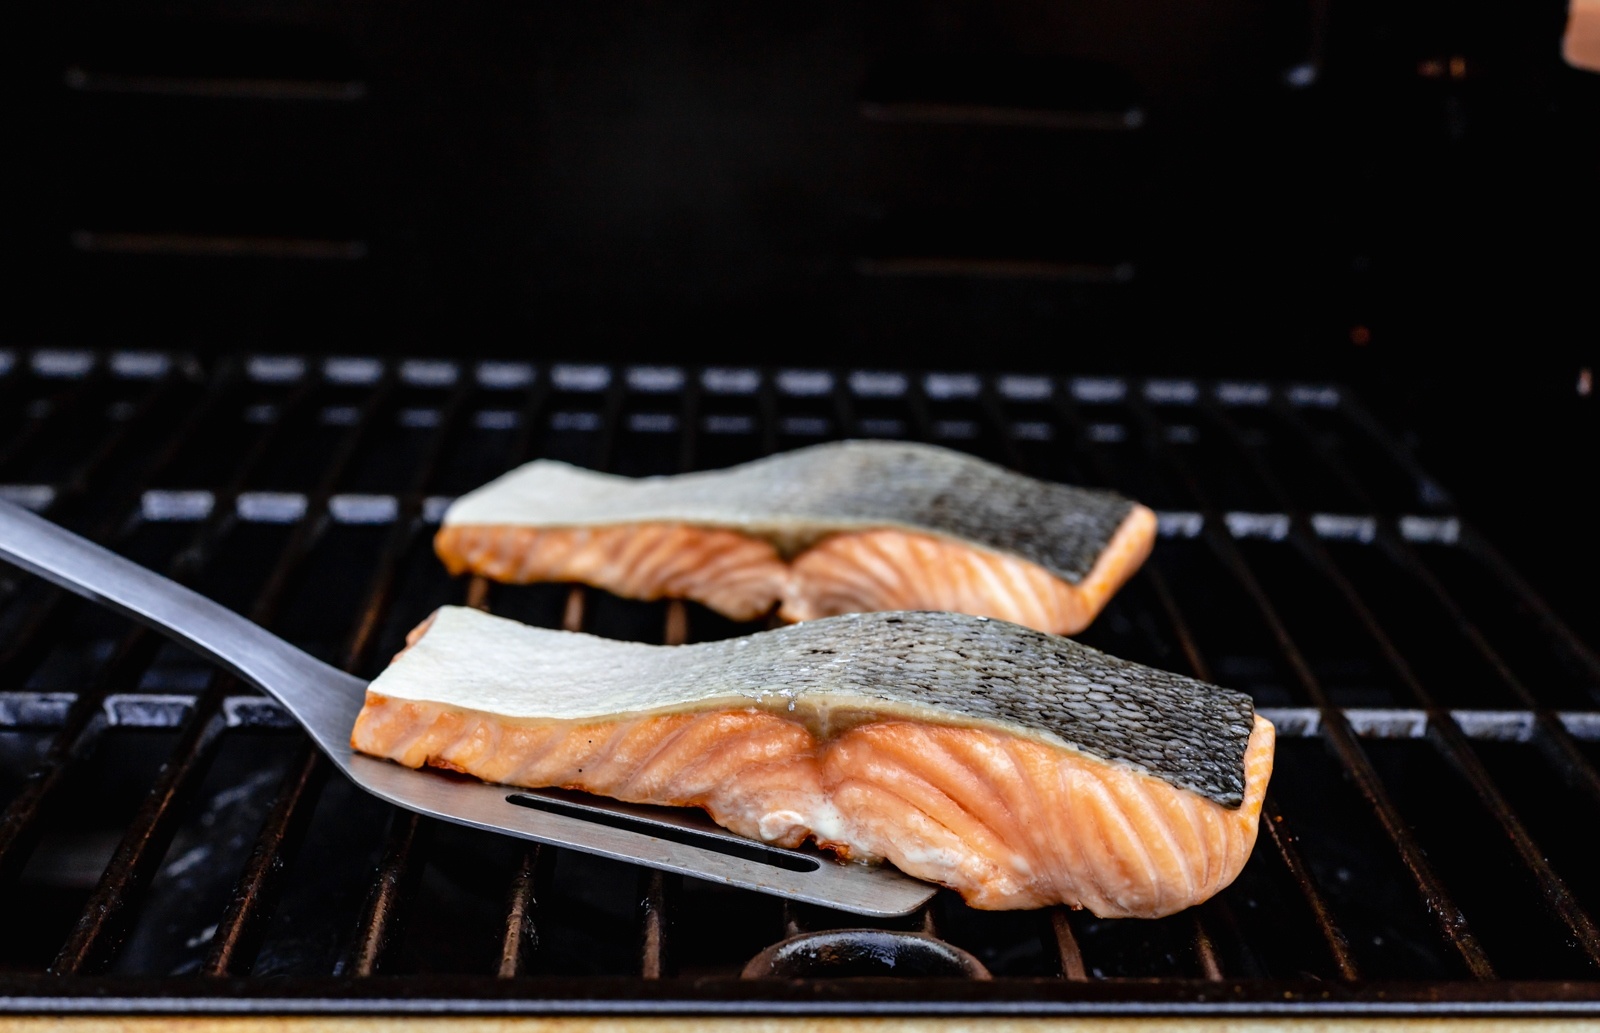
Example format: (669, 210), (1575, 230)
(0, 350), (1596, 1014)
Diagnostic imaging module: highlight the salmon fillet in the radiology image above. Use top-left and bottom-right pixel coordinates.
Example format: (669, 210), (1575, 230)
(434, 441), (1157, 635)
(351, 607), (1272, 916)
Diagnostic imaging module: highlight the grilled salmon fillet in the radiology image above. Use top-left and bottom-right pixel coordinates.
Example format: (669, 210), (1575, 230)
(351, 607), (1271, 916)
(434, 440), (1157, 635)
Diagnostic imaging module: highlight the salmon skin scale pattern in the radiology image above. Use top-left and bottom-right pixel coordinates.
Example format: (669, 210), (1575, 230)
(361, 607), (1257, 808)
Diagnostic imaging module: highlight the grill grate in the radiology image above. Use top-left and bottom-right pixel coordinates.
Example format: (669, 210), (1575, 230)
(0, 350), (1597, 1014)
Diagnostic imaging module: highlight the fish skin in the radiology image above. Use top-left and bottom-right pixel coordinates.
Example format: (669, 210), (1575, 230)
(361, 607), (1256, 808)
(440, 440), (1142, 585)
(352, 607), (1273, 915)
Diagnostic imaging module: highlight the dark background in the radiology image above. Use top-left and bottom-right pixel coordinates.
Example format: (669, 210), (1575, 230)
(5, 0), (1596, 594)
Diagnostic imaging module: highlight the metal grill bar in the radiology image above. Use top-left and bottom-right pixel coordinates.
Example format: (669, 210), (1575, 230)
(638, 869), (673, 980)
(1112, 391), (1497, 978)
(1198, 399), (1600, 969)
(1379, 536), (1600, 806)
(483, 376), (583, 979)
(1210, 500), (1495, 977)
(1039, 384), (1348, 980)
(0, 365), (239, 889)
(496, 845), (551, 978)
(1269, 399), (1600, 813)
(47, 371), (401, 974)
(1191, 913), (1223, 981)
(0, 631), (159, 887)
(1461, 529), (1600, 683)
(48, 686), (230, 975)
(344, 811), (426, 976)
(40, 375), (188, 520)
(202, 379), (476, 976)
(0, 372), (196, 677)
(1306, 525), (1600, 964)
(1049, 909), (1088, 980)
(201, 744), (325, 975)
(0, 363), (111, 482)
(1260, 796), (1358, 980)
(335, 370), (562, 977)
(1335, 391), (1600, 684)
(247, 377), (480, 975)
(1136, 555), (1357, 977)
(1130, 512), (1359, 976)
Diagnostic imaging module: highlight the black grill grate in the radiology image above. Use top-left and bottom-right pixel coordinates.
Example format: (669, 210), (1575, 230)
(0, 349), (1597, 1014)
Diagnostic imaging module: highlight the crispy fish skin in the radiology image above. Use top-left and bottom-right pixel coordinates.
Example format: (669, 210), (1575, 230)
(351, 608), (1272, 915)
(434, 441), (1156, 634)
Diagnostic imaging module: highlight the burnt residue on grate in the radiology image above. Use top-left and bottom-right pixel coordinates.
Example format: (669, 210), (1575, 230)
(0, 354), (1597, 1011)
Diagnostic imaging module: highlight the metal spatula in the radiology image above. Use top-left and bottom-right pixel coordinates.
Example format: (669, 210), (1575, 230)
(0, 499), (936, 916)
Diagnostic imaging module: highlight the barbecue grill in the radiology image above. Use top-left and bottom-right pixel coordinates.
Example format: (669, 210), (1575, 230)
(6, 0), (1599, 1023)
(0, 351), (1596, 1020)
